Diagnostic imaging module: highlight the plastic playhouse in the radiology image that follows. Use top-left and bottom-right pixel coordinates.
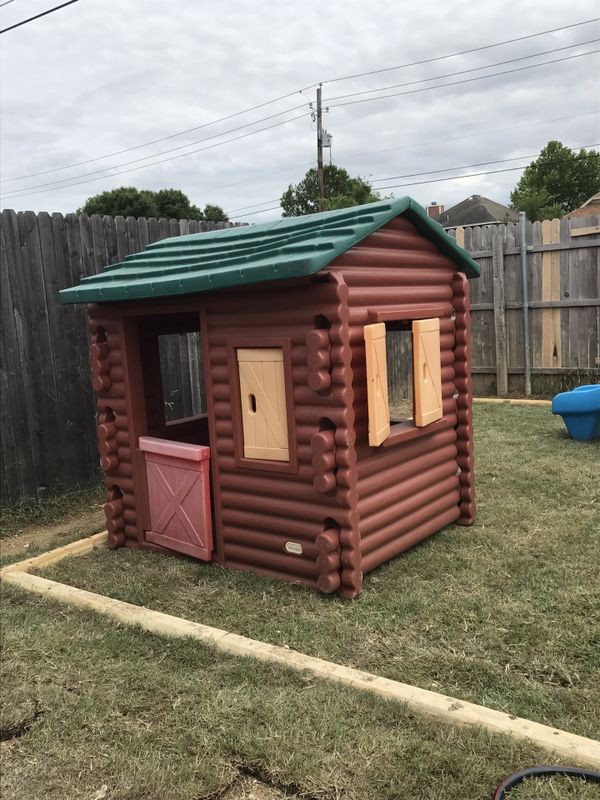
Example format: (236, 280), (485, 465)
(552, 385), (600, 441)
(59, 198), (480, 598)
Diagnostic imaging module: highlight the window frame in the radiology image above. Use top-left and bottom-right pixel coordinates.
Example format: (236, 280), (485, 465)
(227, 336), (298, 474)
(157, 329), (206, 426)
(365, 308), (450, 449)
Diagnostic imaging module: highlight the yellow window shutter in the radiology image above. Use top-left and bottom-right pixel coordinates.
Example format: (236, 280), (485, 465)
(364, 323), (390, 446)
(237, 348), (289, 461)
(412, 318), (443, 427)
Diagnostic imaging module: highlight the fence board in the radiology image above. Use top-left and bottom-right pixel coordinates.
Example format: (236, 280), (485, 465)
(1, 211), (237, 502)
(448, 213), (599, 396)
(492, 231), (508, 396)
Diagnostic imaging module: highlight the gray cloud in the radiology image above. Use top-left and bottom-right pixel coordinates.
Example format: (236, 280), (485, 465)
(1, 0), (598, 218)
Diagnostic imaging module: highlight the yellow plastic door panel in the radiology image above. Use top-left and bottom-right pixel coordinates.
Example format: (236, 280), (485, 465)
(364, 323), (391, 446)
(237, 348), (289, 461)
(412, 318), (442, 427)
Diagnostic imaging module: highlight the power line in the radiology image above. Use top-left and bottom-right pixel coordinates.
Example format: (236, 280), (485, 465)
(0, 112), (311, 200)
(0, 0), (19, 8)
(328, 49), (600, 109)
(186, 110), (598, 197)
(229, 198), (281, 213)
(326, 17), (600, 84)
(3, 19), (597, 182)
(373, 144), (599, 185)
(228, 142), (599, 219)
(332, 113), (600, 167)
(377, 164), (545, 190)
(326, 38), (600, 103)
(1, 88), (317, 183)
(0, 0), (79, 34)
(2, 105), (309, 195)
(6, 46), (594, 195)
(230, 206), (282, 220)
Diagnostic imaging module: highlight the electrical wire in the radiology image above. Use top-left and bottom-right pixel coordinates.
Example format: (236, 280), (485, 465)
(371, 164), (544, 190)
(230, 206), (282, 220)
(0, 88), (318, 183)
(492, 766), (600, 799)
(0, 0), (19, 8)
(227, 142), (599, 218)
(3, 19), (597, 183)
(326, 17), (600, 84)
(228, 198), (281, 213)
(372, 144), (599, 184)
(0, 0), (79, 34)
(1, 106), (309, 196)
(6, 47), (594, 197)
(0, 113), (311, 201)
(3, 103), (309, 192)
(325, 38), (600, 103)
(328, 49), (600, 109)
(192, 110), (596, 198)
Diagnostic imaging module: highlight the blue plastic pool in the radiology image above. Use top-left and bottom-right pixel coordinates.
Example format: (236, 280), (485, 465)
(551, 384), (600, 442)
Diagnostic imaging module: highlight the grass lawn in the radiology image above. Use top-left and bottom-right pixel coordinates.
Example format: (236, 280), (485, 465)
(2, 405), (599, 798)
(0, 584), (573, 800)
(0, 484), (104, 539)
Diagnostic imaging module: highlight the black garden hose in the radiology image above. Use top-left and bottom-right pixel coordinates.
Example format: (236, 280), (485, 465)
(492, 765), (600, 799)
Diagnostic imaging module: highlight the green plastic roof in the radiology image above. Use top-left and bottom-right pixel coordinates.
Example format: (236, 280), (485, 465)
(58, 197), (480, 305)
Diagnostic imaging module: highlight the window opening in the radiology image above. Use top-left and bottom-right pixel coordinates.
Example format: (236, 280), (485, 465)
(386, 322), (413, 424)
(158, 331), (205, 423)
(364, 317), (442, 446)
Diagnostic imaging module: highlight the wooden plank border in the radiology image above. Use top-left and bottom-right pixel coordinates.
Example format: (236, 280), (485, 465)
(0, 530), (109, 575)
(474, 397), (551, 406)
(2, 533), (600, 767)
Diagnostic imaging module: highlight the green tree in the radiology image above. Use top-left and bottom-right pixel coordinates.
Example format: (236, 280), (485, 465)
(202, 203), (229, 222)
(78, 186), (158, 218)
(78, 187), (229, 222)
(510, 141), (600, 221)
(155, 188), (203, 220)
(280, 164), (380, 217)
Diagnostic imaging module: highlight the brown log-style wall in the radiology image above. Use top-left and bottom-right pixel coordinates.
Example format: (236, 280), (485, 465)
(83, 216), (476, 597)
(88, 305), (135, 549)
(329, 217), (472, 575)
(452, 272), (475, 524)
(203, 276), (362, 598)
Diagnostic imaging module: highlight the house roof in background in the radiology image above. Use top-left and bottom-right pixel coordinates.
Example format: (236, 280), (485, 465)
(58, 197), (480, 305)
(433, 194), (518, 228)
(566, 192), (600, 219)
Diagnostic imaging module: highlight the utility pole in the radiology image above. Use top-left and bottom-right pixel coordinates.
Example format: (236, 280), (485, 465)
(316, 83), (325, 212)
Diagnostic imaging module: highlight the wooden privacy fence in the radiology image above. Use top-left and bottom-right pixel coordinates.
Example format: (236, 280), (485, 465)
(1, 209), (599, 502)
(451, 214), (600, 397)
(1, 210), (237, 503)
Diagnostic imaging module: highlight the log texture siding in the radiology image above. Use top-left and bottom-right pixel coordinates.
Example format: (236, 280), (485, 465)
(329, 218), (468, 575)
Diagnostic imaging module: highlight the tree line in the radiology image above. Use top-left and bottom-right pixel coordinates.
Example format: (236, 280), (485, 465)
(78, 141), (598, 224)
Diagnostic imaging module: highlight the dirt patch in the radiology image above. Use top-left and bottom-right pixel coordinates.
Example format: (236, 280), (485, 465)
(0, 508), (105, 557)
(0, 692), (42, 744)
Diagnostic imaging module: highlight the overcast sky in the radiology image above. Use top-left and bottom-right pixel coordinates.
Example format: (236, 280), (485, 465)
(1, 0), (599, 221)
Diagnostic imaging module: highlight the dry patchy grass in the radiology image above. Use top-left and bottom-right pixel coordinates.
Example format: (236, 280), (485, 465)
(39, 406), (600, 737)
(2, 405), (599, 799)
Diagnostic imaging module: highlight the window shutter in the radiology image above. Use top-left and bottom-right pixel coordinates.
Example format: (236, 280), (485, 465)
(237, 348), (289, 461)
(364, 323), (390, 446)
(412, 318), (443, 427)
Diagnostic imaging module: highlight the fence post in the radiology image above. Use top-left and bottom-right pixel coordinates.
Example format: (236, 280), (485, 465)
(518, 212), (532, 396)
(492, 229), (508, 397)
